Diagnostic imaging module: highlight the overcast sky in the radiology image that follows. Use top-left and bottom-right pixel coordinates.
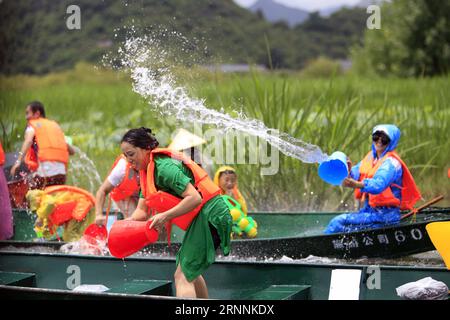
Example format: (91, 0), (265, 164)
(234, 0), (362, 11)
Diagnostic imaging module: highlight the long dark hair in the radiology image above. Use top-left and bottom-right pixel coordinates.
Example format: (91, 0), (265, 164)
(121, 127), (159, 150)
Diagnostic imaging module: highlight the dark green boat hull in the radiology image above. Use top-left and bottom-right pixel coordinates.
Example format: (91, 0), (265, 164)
(1, 246), (449, 300)
(9, 208), (450, 259)
(10, 209), (338, 241)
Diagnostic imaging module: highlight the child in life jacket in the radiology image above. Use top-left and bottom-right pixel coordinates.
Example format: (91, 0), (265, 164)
(214, 166), (248, 215)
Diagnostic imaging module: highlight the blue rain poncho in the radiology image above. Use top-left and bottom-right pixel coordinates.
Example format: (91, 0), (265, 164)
(324, 125), (405, 234)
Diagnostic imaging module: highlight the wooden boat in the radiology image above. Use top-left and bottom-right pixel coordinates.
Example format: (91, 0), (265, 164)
(8, 207), (450, 260)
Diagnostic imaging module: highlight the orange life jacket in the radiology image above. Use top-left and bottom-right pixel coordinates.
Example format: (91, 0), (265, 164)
(109, 155), (140, 202)
(25, 118), (69, 172)
(140, 148), (221, 242)
(355, 151), (421, 210)
(0, 141), (5, 166)
(43, 185), (96, 234)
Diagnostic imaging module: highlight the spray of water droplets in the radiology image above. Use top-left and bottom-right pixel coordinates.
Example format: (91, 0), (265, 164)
(67, 146), (102, 193)
(108, 32), (328, 164)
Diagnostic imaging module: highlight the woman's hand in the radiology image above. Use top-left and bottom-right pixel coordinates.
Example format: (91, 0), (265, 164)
(94, 180), (114, 225)
(346, 157), (352, 173)
(10, 162), (20, 178)
(129, 198), (149, 221)
(149, 213), (169, 232)
(342, 177), (364, 189)
(145, 184), (201, 232)
(95, 214), (106, 226)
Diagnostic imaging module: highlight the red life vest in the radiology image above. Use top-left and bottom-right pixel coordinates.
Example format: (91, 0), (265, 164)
(355, 151), (421, 210)
(140, 148), (221, 238)
(0, 141), (5, 166)
(25, 118), (69, 172)
(109, 155), (140, 202)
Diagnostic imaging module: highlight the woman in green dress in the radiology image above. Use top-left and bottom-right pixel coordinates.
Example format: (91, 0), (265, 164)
(121, 127), (232, 298)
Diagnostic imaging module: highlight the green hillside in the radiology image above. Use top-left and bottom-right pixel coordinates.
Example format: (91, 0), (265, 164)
(0, 0), (367, 74)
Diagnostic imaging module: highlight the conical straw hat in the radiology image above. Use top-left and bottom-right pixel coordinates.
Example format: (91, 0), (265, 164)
(168, 128), (207, 151)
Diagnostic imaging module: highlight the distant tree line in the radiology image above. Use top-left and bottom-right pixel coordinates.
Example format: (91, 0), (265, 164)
(3, 0), (446, 77)
(0, 0), (367, 74)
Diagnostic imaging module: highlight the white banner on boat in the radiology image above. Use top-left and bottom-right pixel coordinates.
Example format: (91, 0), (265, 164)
(328, 269), (362, 300)
(72, 284), (110, 293)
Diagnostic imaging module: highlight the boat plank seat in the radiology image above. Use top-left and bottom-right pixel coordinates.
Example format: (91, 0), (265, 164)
(107, 279), (172, 296)
(0, 271), (36, 287)
(246, 285), (311, 300)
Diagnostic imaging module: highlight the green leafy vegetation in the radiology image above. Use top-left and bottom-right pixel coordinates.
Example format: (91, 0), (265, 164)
(0, 0), (367, 74)
(352, 0), (450, 77)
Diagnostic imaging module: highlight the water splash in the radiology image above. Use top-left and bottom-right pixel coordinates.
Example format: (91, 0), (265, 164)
(122, 259), (129, 291)
(110, 33), (328, 164)
(215, 252), (446, 267)
(67, 146), (102, 193)
(60, 237), (109, 256)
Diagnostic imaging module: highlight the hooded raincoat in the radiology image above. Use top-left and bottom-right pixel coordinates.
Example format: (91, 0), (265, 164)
(324, 125), (417, 234)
